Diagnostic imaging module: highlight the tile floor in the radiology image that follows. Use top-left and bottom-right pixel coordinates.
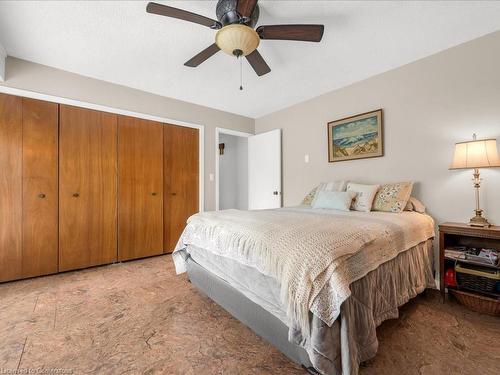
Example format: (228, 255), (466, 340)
(0, 255), (498, 374)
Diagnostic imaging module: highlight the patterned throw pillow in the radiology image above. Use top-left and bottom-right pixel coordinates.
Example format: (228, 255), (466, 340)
(301, 186), (318, 205)
(301, 181), (348, 206)
(373, 182), (413, 213)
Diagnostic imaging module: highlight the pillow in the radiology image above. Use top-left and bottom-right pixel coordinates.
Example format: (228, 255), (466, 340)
(346, 182), (380, 212)
(404, 196), (426, 213)
(312, 191), (357, 211)
(372, 182), (413, 213)
(301, 186), (318, 205)
(316, 181), (348, 193)
(311, 181), (348, 206)
(301, 180), (347, 206)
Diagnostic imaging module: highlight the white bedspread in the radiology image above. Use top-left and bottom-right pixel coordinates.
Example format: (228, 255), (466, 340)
(173, 207), (434, 335)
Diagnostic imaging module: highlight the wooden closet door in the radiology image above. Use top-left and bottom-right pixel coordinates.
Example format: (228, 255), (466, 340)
(118, 116), (163, 261)
(59, 105), (118, 271)
(22, 98), (58, 278)
(164, 125), (199, 252)
(0, 94), (22, 282)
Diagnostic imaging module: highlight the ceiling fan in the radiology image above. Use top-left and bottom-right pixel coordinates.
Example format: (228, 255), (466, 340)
(146, 0), (325, 77)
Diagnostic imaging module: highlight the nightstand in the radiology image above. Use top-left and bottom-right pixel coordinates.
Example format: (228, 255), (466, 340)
(439, 222), (500, 314)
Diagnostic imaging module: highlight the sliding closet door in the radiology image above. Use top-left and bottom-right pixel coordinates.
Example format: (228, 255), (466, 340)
(118, 116), (163, 261)
(164, 125), (199, 253)
(0, 94), (23, 282)
(22, 98), (58, 278)
(59, 105), (118, 271)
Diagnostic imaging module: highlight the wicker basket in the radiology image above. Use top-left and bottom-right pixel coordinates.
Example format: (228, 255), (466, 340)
(455, 264), (500, 293)
(451, 289), (500, 316)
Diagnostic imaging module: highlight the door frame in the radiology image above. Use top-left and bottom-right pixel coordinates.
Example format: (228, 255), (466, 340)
(0, 86), (205, 212)
(215, 127), (253, 211)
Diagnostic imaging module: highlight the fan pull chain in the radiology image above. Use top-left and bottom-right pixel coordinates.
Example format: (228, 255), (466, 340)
(239, 56), (243, 91)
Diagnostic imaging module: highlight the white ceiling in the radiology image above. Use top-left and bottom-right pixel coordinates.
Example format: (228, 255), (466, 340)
(1, 1), (500, 118)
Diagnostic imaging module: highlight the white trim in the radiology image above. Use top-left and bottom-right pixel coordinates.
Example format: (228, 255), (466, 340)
(215, 126), (253, 211)
(216, 127), (252, 138)
(0, 43), (6, 82)
(0, 85), (205, 212)
(198, 126), (205, 212)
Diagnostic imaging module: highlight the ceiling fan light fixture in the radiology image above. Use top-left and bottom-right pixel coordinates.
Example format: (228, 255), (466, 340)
(146, 1), (325, 77)
(215, 24), (260, 57)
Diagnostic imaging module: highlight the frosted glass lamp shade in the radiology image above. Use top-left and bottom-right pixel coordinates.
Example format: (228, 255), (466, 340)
(450, 138), (500, 169)
(215, 24), (260, 56)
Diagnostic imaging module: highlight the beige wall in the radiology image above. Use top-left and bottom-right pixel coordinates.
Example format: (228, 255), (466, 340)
(256, 30), (500, 228)
(0, 57), (255, 211)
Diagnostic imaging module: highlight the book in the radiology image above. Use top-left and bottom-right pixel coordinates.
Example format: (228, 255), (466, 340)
(445, 249), (465, 260)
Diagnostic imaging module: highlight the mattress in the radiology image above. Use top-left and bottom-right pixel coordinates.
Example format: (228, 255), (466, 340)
(185, 233), (437, 327)
(187, 244), (287, 324)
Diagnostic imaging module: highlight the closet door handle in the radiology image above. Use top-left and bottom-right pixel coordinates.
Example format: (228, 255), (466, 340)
(73, 193), (80, 198)
(38, 193), (46, 199)
(151, 192), (157, 196)
(171, 193), (177, 196)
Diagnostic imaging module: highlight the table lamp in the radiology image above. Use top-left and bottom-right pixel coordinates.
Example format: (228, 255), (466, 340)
(450, 134), (500, 227)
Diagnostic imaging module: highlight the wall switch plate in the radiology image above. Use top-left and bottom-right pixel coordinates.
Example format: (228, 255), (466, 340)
(209, 173), (214, 182)
(304, 154), (310, 163)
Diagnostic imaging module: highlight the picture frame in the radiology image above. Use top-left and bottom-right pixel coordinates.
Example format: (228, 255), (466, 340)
(327, 109), (384, 162)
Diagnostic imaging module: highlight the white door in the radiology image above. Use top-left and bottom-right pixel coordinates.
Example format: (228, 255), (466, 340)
(248, 129), (282, 210)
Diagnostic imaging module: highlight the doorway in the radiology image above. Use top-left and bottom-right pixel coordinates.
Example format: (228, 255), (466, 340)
(215, 127), (282, 211)
(215, 128), (252, 210)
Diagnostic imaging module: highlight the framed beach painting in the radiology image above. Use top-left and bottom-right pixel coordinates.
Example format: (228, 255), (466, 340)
(327, 109), (384, 162)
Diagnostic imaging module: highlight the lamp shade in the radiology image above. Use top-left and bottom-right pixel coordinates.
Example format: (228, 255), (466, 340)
(450, 138), (500, 169)
(215, 24), (260, 56)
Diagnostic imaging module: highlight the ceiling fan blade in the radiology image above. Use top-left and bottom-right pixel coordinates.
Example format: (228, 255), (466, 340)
(184, 44), (221, 67)
(146, 2), (220, 29)
(257, 25), (325, 42)
(237, 0), (258, 18)
(246, 50), (271, 76)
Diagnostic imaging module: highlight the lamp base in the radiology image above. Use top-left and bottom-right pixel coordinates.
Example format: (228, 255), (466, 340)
(467, 168), (491, 228)
(469, 210), (491, 228)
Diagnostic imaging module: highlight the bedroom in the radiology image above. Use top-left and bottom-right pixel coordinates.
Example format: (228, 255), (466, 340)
(0, 1), (499, 374)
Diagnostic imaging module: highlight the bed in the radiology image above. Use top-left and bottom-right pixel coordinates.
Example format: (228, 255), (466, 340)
(173, 206), (436, 375)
